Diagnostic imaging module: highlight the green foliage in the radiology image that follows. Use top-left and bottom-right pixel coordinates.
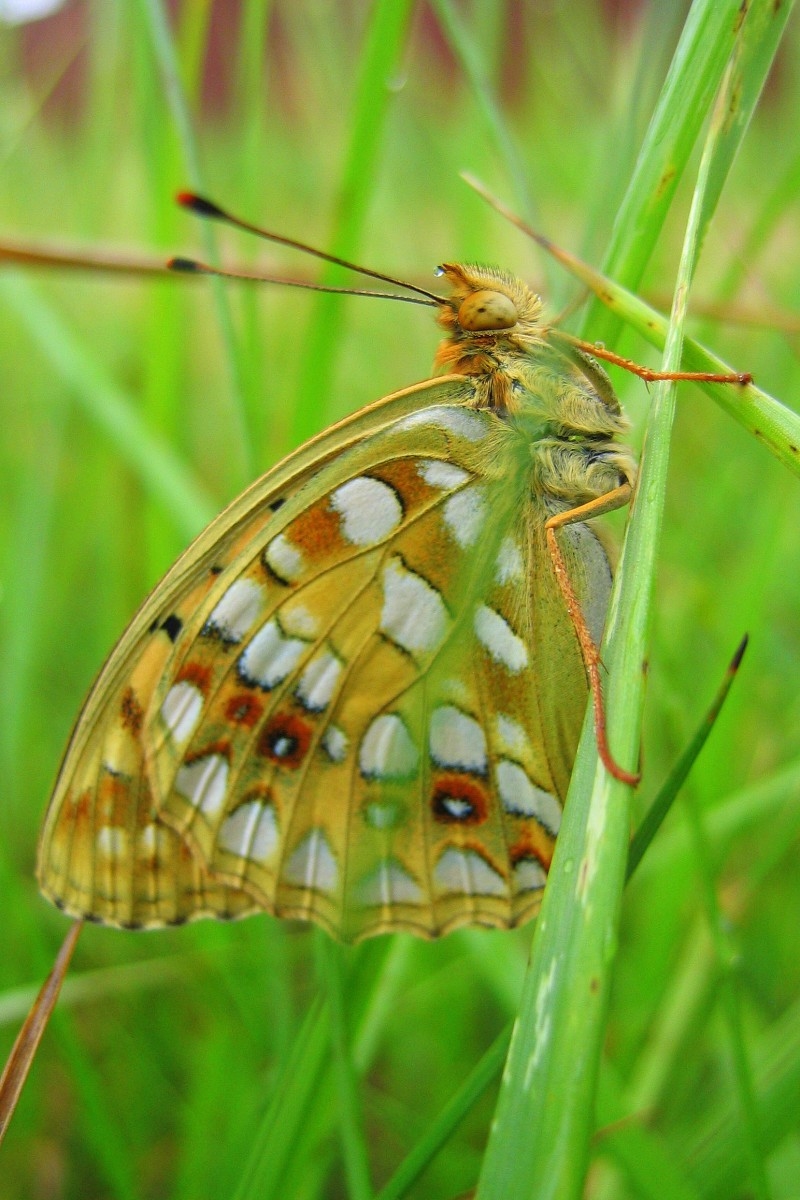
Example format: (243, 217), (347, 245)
(0, 2), (798, 1197)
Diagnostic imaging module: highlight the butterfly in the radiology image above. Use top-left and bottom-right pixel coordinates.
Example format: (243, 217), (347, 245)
(36, 199), (644, 944)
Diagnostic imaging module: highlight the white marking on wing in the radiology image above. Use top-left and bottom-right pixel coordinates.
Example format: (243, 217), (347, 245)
(264, 532), (305, 583)
(359, 714), (418, 779)
(296, 649), (343, 712)
(330, 476), (403, 546)
(496, 760), (561, 833)
(429, 705), (487, 773)
(398, 405), (488, 442)
(219, 800), (279, 863)
(474, 604), (528, 672)
(285, 829), (338, 892)
(495, 714), (530, 757)
(359, 859), (423, 905)
(513, 858), (547, 892)
(443, 486), (486, 548)
(238, 618), (307, 689)
(417, 459), (470, 489)
(205, 578), (265, 642)
(96, 826), (128, 857)
(321, 725), (348, 762)
(175, 754), (229, 818)
(160, 682), (204, 743)
(280, 603), (319, 638)
(434, 848), (507, 897)
(496, 535), (524, 584)
(380, 557), (448, 654)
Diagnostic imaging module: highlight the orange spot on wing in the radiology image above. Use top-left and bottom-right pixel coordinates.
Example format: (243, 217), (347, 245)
(176, 662), (214, 693)
(98, 775), (133, 824)
(371, 459), (437, 510)
(284, 502), (343, 558)
(431, 774), (489, 824)
(185, 738), (232, 763)
(224, 692), (264, 728)
(257, 712), (312, 769)
(510, 832), (553, 871)
(120, 686), (144, 735)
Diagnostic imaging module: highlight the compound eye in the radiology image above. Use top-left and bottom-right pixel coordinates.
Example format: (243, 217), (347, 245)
(457, 289), (518, 331)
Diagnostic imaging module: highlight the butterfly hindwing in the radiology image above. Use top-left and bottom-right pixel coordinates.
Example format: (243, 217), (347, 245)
(37, 258), (633, 942)
(143, 388), (601, 940)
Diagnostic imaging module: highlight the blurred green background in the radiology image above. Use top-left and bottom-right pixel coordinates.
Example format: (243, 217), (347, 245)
(0, 2), (799, 1198)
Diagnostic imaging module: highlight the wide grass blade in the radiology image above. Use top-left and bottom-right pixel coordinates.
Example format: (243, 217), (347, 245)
(476, 48), (742, 1200)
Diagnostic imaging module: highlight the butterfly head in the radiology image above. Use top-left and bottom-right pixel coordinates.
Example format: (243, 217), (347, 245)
(433, 263), (547, 398)
(434, 263), (544, 335)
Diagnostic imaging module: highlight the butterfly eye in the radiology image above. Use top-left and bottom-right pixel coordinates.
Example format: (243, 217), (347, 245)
(457, 289), (518, 331)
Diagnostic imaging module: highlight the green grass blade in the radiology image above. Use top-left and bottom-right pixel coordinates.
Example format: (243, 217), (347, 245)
(137, 0), (252, 488)
(292, 0), (415, 445)
(0, 274), (215, 536)
(679, 994), (800, 1198)
(232, 996), (330, 1200)
(321, 938), (374, 1200)
(431, 0), (537, 223)
(627, 634), (748, 878)
(530, 238), (800, 479)
(595, 1064), (702, 1200)
(376, 1026), (510, 1200)
(476, 51), (733, 1200)
(584, 0), (752, 342)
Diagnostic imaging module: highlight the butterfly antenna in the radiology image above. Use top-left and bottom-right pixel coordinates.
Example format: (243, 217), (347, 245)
(173, 192), (445, 307)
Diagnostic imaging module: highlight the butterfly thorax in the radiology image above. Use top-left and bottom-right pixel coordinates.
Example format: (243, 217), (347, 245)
(434, 262), (637, 507)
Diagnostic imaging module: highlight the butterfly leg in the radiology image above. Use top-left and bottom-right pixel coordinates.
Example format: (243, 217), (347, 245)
(544, 484), (640, 786)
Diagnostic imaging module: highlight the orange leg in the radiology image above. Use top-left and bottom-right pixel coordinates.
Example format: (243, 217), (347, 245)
(544, 484), (641, 787)
(561, 334), (751, 386)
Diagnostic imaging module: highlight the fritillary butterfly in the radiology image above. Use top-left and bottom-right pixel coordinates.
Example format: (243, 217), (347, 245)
(36, 215), (642, 943)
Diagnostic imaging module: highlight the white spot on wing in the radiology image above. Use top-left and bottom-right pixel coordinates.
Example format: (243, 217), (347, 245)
(296, 649), (343, 712)
(96, 826), (128, 856)
(175, 754), (229, 818)
(474, 604), (528, 672)
(205, 578), (265, 642)
(496, 760), (561, 833)
(359, 714), (418, 779)
(417, 459), (470, 489)
(280, 603), (319, 638)
(161, 682), (204, 743)
(264, 532), (305, 583)
(495, 715), (529, 757)
(429, 706), (487, 773)
(434, 848), (507, 897)
(138, 823), (169, 859)
(359, 860), (423, 905)
(285, 829), (338, 893)
(380, 557), (448, 655)
(330, 476), (403, 546)
(399, 405), (488, 442)
(513, 858), (547, 892)
(238, 618), (307, 689)
(496, 536), (524, 584)
(219, 800), (278, 862)
(322, 725), (348, 762)
(443, 486), (486, 548)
